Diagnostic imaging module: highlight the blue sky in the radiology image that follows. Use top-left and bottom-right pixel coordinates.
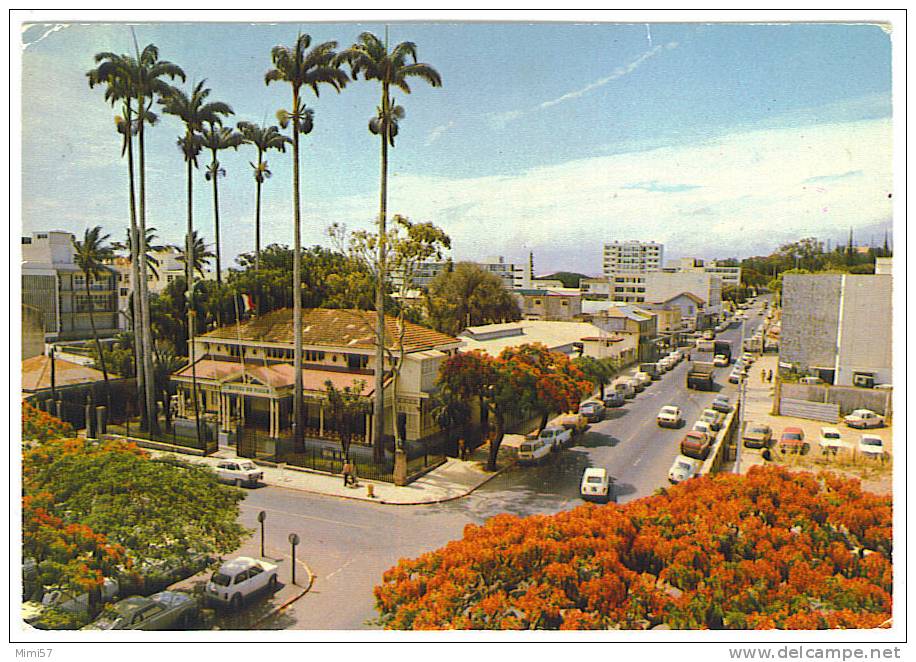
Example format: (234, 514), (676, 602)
(20, 21), (893, 275)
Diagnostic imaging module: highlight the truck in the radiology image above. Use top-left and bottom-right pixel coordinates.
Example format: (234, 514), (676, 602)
(687, 340), (717, 390)
(697, 339), (732, 363)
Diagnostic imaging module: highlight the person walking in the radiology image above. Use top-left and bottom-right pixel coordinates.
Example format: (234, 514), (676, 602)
(761, 368), (767, 382)
(342, 460), (352, 487)
(768, 369), (773, 383)
(457, 438), (466, 461)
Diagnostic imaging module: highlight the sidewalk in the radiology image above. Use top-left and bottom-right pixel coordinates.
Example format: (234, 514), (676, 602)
(150, 442), (513, 505)
(167, 535), (314, 630)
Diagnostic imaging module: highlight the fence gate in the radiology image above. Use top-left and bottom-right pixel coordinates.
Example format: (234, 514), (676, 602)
(779, 397), (840, 423)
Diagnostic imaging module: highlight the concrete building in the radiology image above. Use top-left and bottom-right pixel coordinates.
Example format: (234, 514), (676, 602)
(110, 246), (215, 330)
(875, 257), (892, 275)
(664, 257), (742, 288)
(602, 240), (664, 276)
(512, 289), (582, 321)
(579, 305), (659, 362)
(21, 231), (118, 341)
(780, 271), (892, 387)
(394, 255), (533, 291)
(579, 277), (612, 299)
(172, 308), (461, 442)
(22, 304), (45, 360)
(459, 320), (638, 364)
(643, 272), (723, 317)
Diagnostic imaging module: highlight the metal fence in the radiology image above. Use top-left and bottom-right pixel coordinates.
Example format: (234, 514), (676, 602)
(107, 419), (213, 453)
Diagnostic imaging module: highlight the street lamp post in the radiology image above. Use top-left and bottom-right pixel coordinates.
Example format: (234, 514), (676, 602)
(257, 510), (266, 558)
(288, 532), (300, 586)
(734, 317), (748, 474)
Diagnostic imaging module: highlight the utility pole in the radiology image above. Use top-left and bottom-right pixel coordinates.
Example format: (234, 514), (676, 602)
(734, 317), (747, 474)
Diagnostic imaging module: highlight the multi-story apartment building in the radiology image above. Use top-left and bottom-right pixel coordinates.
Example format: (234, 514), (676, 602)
(512, 289), (582, 321)
(663, 257), (742, 289)
(394, 255), (533, 291)
(602, 241), (664, 277)
(22, 231), (118, 341)
(780, 269), (892, 387)
(110, 246), (215, 330)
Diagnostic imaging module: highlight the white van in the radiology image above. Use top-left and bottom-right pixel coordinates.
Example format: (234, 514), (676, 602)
(517, 437), (552, 464)
(580, 467), (612, 502)
(613, 378), (635, 399)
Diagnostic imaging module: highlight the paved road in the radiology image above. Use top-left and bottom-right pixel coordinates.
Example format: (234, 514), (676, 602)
(245, 299), (771, 629)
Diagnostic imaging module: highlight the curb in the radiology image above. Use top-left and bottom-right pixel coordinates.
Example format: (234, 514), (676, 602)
(250, 556), (315, 628)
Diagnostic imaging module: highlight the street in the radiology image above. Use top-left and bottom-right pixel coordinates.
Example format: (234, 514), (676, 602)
(239, 302), (766, 630)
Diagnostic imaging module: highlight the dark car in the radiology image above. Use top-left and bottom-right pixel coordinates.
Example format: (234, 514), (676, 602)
(603, 392), (625, 408)
(680, 431), (711, 460)
(711, 396), (732, 414)
(82, 592), (198, 630)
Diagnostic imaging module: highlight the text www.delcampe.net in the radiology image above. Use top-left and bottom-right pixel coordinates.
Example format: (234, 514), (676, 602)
(729, 647), (902, 661)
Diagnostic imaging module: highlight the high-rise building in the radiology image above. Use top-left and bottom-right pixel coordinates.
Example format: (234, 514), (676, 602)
(602, 241), (664, 276)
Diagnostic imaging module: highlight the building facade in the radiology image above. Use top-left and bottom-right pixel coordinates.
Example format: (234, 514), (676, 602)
(602, 241), (664, 277)
(663, 257), (741, 289)
(394, 255), (533, 291)
(780, 272), (892, 386)
(642, 272), (723, 317)
(22, 231), (118, 340)
(171, 308), (462, 443)
(512, 289), (583, 321)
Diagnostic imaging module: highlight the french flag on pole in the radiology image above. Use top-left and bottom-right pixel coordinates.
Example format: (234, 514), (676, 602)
(241, 293), (255, 313)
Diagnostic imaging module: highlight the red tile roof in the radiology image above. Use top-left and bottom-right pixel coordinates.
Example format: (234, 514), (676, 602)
(201, 308), (458, 352)
(174, 359), (380, 396)
(21, 355), (108, 392)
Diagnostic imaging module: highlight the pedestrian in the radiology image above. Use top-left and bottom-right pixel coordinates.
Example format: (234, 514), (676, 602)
(761, 368), (766, 382)
(348, 464), (358, 487)
(457, 438), (466, 460)
(768, 369), (773, 383)
(342, 460), (352, 487)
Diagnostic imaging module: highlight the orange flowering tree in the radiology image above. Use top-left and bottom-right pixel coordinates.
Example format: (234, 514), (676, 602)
(438, 344), (592, 471)
(22, 402), (74, 441)
(374, 466), (892, 630)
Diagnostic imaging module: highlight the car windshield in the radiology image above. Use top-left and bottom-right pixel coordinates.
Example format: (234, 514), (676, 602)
(823, 432), (840, 440)
(586, 476), (604, 484)
(677, 462), (693, 472)
(520, 443), (534, 452)
(751, 426), (768, 435)
(862, 438), (882, 447)
(210, 572), (232, 587)
(784, 433), (802, 441)
(661, 407), (677, 415)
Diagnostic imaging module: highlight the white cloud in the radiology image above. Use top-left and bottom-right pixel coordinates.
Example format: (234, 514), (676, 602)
(425, 120), (454, 146)
(321, 117), (892, 271)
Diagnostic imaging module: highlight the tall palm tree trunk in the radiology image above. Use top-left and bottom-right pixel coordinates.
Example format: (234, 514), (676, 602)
(372, 84), (389, 463)
(138, 119), (160, 434)
(84, 278), (111, 410)
(254, 150), (263, 315)
(292, 89), (304, 451)
(185, 153), (202, 445)
(123, 104), (148, 429)
(211, 150), (223, 284)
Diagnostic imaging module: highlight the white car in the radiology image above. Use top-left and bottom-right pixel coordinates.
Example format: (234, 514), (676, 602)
(206, 556), (278, 609)
(844, 409), (885, 429)
(713, 354), (729, 367)
(668, 455), (702, 483)
(657, 405), (682, 428)
(741, 353), (755, 364)
(539, 425), (573, 451)
(518, 437), (552, 464)
(215, 460), (264, 487)
(692, 421), (713, 439)
(634, 371), (653, 388)
(818, 427), (850, 455)
(580, 467), (613, 503)
(858, 434), (886, 459)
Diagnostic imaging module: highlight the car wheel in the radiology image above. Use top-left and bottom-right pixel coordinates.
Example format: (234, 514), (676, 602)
(230, 593), (243, 610)
(268, 574), (278, 591)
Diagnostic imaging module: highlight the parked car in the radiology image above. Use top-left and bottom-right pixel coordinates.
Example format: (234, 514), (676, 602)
(818, 427), (850, 455)
(692, 421), (713, 439)
(628, 376), (646, 393)
(82, 591), (198, 630)
(729, 366), (747, 384)
(713, 354), (729, 367)
(578, 400), (605, 423)
(702, 329), (715, 340)
(206, 557), (279, 609)
(580, 467), (613, 503)
(668, 350), (682, 363)
(743, 423), (772, 448)
(799, 376), (824, 385)
(844, 409), (885, 429)
(741, 352), (755, 364)
(613, 378), (636, 399)
(215, 460), (264, 487)
(657, 357), (673, 372)
(603, 392), (625, 408)
(680, 431), (712, 460)
(778, 427), (808, 454)
(657, 405), (682, 428)
(517, 437), (552, 464)
(555, 413), (589, 435)
(539, 425), (573, 451)
(634, 371), (653, 389)
(700, 408), (725, 432)
(858, 434), (886, 459)
(668, 455), (703, 483)
(42, 577), (119, 614)
(711, 396), (732, 414)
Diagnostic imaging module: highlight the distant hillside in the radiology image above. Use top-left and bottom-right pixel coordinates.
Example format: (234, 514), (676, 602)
(539, 272), (589, 288)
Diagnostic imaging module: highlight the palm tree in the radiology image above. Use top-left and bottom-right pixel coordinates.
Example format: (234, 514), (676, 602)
(152, 346), (185, 429)
(201, 122), (243, 283)
(337, 30), (441, 460)
(176, 230), (216, 278)
(72, 227), (115, 408)
(160, 80), (233, 444)
(236, 122), (291, 276)
(112, 226), (166, 280)
(266, 34), (349, 449)
(88, 50), (154, 430)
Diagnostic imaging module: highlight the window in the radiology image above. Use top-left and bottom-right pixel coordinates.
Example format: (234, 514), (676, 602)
(347, 354), (369, 370)
(167, 275), (174, 282)
(234, 571), (249, 584)
(304, 350), (326, 362)
(561, 300), (569, 306)
(534, 299), (542, 305)
(248, 565), (263, 578)
(228, 345), (242, 358)
(120, 288), (128, 297)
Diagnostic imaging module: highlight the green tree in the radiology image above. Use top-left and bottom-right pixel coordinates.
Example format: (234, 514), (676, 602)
(426, 262), (522, 335)
(429, 389), (471, 456)
(236, 122), (291, 280)
(573, 355), (614, 400)
(152, 346), (185, 428)
(201, 122), (243, 283)
(337, 30), (442, 461)
(266, 33), (349, 450)
(323, 379), (370, 461)
(72, 227), (115, 407)
(177, 229), (216, 278)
